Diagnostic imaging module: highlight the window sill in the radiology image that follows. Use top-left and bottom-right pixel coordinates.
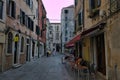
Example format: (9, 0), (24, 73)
(0, 19), (5, 24)
(7, 15), (16, 20)
(6, 53), (12, 56)
(20, 52), (24, 54)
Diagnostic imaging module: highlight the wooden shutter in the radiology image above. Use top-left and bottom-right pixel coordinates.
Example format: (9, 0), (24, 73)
(6, 0), (10, 15)
(11, 1), (16, 18)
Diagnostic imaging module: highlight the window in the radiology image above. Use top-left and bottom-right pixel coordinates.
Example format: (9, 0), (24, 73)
(65, 30), (68, 36)
(70, 32), (72, 37)
(65, 23), (67, 29)
(78, 13), (82, 25)
(89, 0), (101, 10)
(36, 25), (40, 35)
(25, 15), (28, 27)
(7, 32), (13, 53)
(75, 0), (78, 6)
(110, 0), (120, 14)
(65, 16), (67, 21)
(36, 8), (38, 19)
(28, 17), (34, 31)
(75, 20), (77, 31)
(65, 37), (68, 42)
(64, 10), (68, 14)
(28, 17), (31, 29)
(78, 11), (83, 26)
(20, 9), (25, 25)
(50, 31), (52, 34)
(56, 33), (59, 40)
(0, 1), (3, 19)
(26, 0), (33, 9)
(31, 20), (34, 31)
(7, 0), (16, 18)
(21, 37), (24, 52)
(56, 26), (59, 31)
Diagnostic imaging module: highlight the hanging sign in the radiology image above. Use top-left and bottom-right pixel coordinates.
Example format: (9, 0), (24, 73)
(14, 36), (19, 42)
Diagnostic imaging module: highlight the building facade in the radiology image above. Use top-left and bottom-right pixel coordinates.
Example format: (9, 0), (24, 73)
(74, 0), (120, 80)
(38, 0), (47, 57)
(46, 19), (53, 53)
(61, 5), (74, 53)
(0, 0), (6, 72)
(0, 0), (46, 72)
(50, 23), (61, 53)
(5, 0), (39, 69)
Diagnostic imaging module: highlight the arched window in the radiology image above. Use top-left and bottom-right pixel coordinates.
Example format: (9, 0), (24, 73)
(21, 37), (24, 52)
(7, 32), (13, 53)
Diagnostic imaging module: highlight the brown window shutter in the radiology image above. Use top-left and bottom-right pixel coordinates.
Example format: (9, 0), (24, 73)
(6, 0), (10, 15)
(12, 1), (16, 18)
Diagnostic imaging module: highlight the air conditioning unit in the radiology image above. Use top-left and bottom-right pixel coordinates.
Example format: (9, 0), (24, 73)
(99, 10), (106, 18)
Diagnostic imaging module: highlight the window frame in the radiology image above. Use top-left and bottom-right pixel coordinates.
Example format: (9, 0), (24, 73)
(0, 1), (3, 19)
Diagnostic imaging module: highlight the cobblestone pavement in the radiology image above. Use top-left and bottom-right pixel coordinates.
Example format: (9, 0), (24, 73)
(0, 54), (74, 80)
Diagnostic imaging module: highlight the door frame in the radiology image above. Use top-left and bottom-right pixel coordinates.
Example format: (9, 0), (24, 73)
(13, 34), (20, 64)
(0, 44), (3, 72)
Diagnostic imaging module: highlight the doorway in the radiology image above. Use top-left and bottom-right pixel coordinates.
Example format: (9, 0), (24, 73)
(32, 41), (35, 58)
(14, 34), (19, 64)
(56, 44), (60, 52)
(14, 42), (18, 64)
(26, 39), (29, 61)
(0, 44), (3, 72)
(96, 33), (106, 75)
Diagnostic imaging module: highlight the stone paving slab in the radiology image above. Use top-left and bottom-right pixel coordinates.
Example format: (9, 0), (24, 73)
(0, 54), (74, 80)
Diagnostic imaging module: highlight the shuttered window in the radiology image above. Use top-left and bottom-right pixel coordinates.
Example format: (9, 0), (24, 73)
(7, 0), (16, 18)
(0, 1), (3, 19)
(20, 10), (25, 25)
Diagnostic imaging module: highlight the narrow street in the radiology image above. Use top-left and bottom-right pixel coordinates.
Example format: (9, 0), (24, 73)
(0, 54), (74, 80)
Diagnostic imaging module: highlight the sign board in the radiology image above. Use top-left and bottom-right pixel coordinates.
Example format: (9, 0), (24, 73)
(0, 33), (5, 43)
(14, 36), (19, 42)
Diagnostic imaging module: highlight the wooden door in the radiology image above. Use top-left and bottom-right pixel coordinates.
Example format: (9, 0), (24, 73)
(96, 33), (106, 75)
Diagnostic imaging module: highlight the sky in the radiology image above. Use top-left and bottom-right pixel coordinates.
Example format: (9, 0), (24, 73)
(42, 0), (74, 23)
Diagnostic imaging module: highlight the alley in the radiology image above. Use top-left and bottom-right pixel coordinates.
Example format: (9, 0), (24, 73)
(0, 54), (74, 80)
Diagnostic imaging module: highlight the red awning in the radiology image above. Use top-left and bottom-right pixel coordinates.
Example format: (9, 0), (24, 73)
(81, 21), (106, 36)
(65, 44), (74, 48)
(65, 34), (81, 48)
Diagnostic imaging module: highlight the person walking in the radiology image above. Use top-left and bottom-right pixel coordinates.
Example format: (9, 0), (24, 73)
(52, 49), (56, 56)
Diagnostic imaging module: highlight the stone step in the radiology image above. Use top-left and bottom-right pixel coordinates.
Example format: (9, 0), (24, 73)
(12, 64), (21, 69)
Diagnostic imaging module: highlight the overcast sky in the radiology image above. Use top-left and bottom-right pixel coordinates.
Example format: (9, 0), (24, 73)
(42, 0), (74, 23)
